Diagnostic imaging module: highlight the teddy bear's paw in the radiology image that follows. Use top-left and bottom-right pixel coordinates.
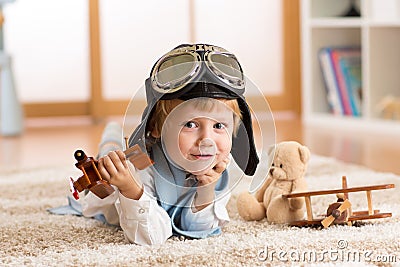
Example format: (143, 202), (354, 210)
(289, 197), (305, 210)
(236, 192), (266, 221)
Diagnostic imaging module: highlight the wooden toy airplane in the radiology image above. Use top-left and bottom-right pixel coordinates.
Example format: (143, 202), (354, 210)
(282, 176), (395, 228)
(69, 139), (153, 200)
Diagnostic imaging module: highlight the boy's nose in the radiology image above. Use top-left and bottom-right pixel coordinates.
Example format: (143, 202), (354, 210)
(198, 138), (217, 156)
(198, 137), (214, 147)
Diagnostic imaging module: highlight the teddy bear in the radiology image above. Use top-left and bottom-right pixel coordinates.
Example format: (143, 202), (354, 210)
(236, 141), (310, 224)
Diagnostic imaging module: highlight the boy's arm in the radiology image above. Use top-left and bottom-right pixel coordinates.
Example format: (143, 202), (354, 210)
(116, 167), (173, 245)
(81, 189), (120, 225)
(181, 158), (230, 231)
(194, 158), (229, 210)
(81, 184), (172, 245)
(180, 191), (231, 232)
(116, 190), (172, 245)
(95, 151), (173, 245)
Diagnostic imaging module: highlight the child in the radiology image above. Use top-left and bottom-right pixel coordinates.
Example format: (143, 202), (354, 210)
(81, 44), (259, 245)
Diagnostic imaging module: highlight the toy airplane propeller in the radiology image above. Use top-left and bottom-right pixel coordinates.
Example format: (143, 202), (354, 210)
(321, 198), (351, 228)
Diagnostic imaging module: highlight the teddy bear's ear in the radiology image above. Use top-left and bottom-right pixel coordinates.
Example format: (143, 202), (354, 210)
(298, 145), (311, 164)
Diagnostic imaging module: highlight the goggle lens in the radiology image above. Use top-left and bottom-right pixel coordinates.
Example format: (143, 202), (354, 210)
(208, 53), (243, 80)
(156, 54), (198, 89)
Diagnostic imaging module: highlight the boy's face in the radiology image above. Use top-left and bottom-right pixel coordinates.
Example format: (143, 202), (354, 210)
(161, 98), (234, 175)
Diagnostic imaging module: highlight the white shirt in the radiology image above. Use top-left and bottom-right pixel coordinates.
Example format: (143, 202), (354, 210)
(80, 169), (231, 246)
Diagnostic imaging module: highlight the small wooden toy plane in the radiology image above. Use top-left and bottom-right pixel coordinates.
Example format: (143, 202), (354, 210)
(69, 140), (153, 200)
(282, 176), (395, 228)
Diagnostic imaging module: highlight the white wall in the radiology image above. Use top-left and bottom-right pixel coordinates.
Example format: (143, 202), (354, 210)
(4, 0), (282, 103)
(4, 0), (89, 103)
(100, 0), (190, 100)
(194, 0), (283, 96)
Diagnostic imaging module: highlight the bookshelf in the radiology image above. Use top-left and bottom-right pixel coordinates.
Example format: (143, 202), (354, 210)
(301, 0), (400, 132)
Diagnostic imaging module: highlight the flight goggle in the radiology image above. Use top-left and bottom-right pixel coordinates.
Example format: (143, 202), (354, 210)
(148, 45), (245, 97)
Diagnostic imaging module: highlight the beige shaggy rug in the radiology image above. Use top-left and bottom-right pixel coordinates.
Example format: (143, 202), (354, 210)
(1, 155), (399, 267)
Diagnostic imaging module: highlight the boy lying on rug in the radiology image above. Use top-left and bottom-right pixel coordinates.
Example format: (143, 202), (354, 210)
(50, 44), (261, 245)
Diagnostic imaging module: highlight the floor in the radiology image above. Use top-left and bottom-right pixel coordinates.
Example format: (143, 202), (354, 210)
(1, 115), (400, 176)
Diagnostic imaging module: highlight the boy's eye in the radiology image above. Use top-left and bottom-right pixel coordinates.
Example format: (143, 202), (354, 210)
(184, 121), (197, 128)
(214, 123), (226, 129)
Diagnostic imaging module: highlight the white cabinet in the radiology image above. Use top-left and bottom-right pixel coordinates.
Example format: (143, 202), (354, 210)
(301, 0), (400, 131)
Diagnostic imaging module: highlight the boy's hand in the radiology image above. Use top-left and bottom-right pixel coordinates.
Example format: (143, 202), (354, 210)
(195, 157), (230, 187)
(98, 150), (143, 200)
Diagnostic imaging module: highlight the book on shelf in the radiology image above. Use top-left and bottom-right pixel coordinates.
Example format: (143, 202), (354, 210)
(318, 48), (343, 115)
(318, 47), (362, 116)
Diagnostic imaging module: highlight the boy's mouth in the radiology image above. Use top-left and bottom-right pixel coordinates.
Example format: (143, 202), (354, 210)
(191, 154), (214, 160)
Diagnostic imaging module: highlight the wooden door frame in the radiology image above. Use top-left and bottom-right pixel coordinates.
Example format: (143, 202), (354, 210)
(271, 0), (301, 114)
(24, 0), (300, 118)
